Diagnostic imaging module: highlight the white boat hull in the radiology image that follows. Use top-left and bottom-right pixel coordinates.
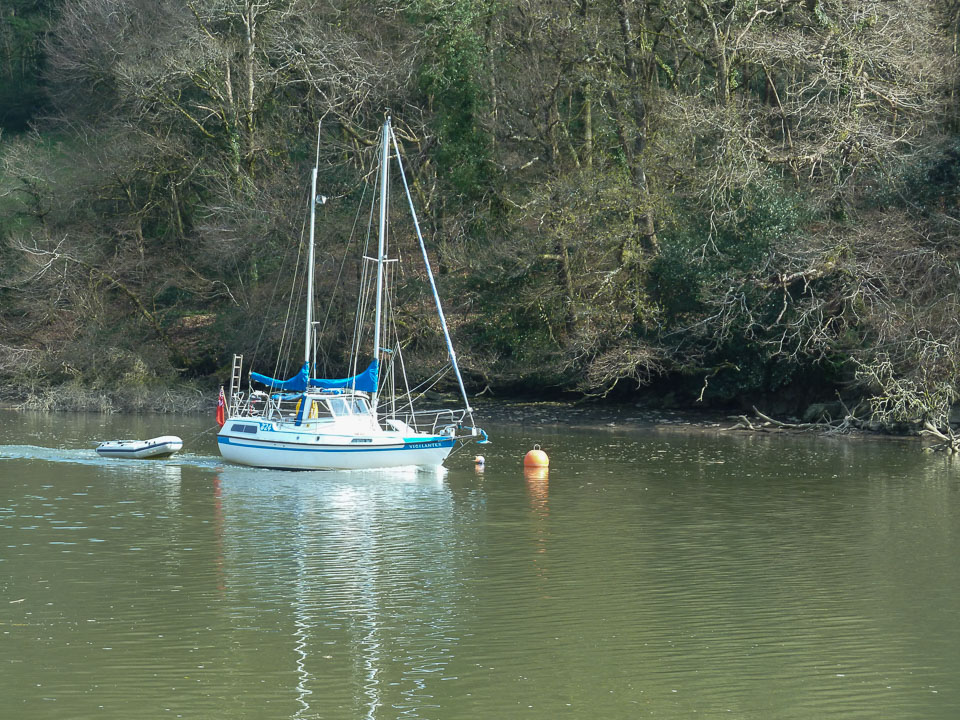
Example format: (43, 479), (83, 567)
(217, 421), (454, 470)
(96, 435), (183, 459)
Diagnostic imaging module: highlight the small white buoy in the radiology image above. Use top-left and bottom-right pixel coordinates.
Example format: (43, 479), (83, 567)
(474, 455), (485, 466)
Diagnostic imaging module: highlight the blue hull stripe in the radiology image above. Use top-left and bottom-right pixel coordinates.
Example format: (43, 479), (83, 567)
(217, 435), (454, 453)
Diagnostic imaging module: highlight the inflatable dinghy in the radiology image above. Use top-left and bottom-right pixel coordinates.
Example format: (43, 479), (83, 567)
(95, 435), (183, 459)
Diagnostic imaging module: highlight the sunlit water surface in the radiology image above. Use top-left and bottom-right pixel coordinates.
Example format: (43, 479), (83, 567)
(1, 409), (959, 719)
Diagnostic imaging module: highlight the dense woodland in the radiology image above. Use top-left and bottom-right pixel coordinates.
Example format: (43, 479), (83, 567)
(2, 0), (960, 433)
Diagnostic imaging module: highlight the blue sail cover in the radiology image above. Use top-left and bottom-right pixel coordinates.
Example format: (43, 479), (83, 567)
(251, 362), (310, 392)
(251, 359), (379, 393)
(309, 359), (379, 393)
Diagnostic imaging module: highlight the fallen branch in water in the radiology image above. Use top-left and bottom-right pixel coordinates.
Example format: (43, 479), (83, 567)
(920, 421), (960, 454)
(724, 406), (859, 434)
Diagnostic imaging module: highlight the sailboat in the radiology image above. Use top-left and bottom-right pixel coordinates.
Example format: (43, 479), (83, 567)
(217, 118), (487, 470)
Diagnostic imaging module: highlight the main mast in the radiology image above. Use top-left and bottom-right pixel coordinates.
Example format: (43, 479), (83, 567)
(372, 118), (390, 404)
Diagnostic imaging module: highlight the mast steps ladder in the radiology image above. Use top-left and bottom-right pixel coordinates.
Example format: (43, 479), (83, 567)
(229, 354), (243, 414)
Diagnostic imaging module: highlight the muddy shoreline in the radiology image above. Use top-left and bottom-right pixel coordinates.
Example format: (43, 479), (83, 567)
(0, 395), (933, 448)
(465, 398), (938, 450)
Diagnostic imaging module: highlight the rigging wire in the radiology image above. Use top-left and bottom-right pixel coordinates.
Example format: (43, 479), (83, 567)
(316, 180), (370, 376)
(389, 124), (475, 425)
(270, 200), (309, 382)
(349, 145), (382, 378)
(248, 188), (308, 383)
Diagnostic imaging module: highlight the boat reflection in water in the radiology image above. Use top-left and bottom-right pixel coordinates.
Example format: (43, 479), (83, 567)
(210, 466), (466, 719)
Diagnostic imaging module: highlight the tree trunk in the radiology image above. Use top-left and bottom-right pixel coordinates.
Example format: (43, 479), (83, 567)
(584, 84), (593, 168)
(614, 0), (658, 255)
(242, 1), (258, 174)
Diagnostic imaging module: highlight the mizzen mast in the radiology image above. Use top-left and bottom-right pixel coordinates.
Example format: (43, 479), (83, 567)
(304, 122), (322, 368)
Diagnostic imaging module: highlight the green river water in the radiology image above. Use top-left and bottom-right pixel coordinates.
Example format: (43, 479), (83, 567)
(1, 409), (959, 719)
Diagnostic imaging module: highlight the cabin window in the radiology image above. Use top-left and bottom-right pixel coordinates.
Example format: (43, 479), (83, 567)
(328, 398), (351, 416)
(351, 398), (370, 415)
(311, 401), (334, 419)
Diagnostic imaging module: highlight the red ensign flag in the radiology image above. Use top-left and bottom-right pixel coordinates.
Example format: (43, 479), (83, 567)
(216, 386), (226, 427)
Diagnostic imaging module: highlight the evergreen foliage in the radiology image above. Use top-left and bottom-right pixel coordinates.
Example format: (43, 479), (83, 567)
(0, 0), (52, 131)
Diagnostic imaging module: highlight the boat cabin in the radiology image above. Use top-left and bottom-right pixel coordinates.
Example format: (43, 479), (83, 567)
(243, 390), (374, 423)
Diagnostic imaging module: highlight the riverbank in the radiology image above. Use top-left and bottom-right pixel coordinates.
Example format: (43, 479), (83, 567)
(3, 383), (953, 453)
(467, 398), (953, 451)
(0, 382), (210, 414)
(470, 397), (714, 430)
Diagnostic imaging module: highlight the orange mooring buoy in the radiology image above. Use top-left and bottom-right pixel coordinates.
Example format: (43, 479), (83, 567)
(524, 445), (549, 468)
